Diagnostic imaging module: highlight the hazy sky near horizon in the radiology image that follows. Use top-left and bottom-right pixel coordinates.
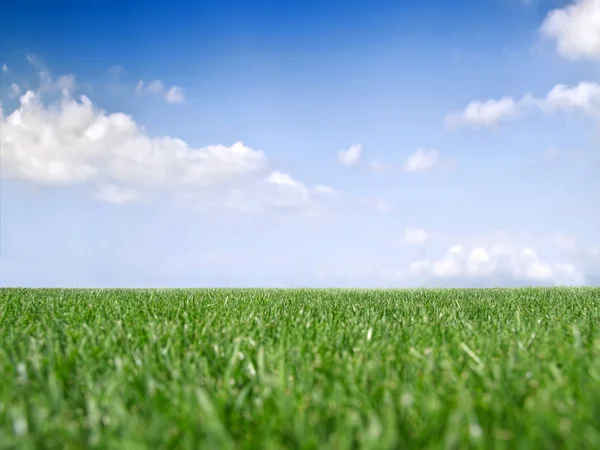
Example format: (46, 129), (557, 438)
(1, 0), (600, 287)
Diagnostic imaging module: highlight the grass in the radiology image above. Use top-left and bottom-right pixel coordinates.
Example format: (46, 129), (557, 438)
(1, 287), (600, 449)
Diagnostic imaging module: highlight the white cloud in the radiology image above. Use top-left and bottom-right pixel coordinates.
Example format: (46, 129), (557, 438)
(25, 54), (40, 67)
(407, 241), (582, 285)
(402, 227), (428, 246)
(8, 83), (21, 99)
(447, 81), (600, 128)
(165, 85), (185, 104)
(23, 55), (77, 97)
(338, 144), (362, 167)
(445, 97), (521, 128)
(544, 82), (600, 114)
(224, 171), (335, 213)
(264, 170), (311, 207)
(93, 184), (142, 204)
(146, 80), (164, 94)
(319, 230), (596, 287)
(34, 72), (77, 97)
(1, 63), (7, 73)
(0, 80), (339, 213)
(402, 148), (440, 172)
(137, 79), (185, 104)
(0, 90), (267, 191)
(135, 80), (145, 95)
(541, 0), (600, 60)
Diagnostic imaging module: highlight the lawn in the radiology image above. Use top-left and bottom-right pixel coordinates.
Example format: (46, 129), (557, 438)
(1, 287), (599, 449)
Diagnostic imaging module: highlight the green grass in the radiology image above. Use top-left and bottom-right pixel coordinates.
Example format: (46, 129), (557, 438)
(1, 287), (600, 449)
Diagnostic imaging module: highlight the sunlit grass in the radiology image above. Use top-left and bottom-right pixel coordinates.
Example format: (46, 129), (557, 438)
(1, 287), (599, 449)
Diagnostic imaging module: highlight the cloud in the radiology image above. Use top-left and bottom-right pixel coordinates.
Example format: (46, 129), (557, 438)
(313, 184), (338, 195)
(165, 85), (185, 104)
(318, 230), (597, 287)
(358, 198), (393, 214)
(0, 85), (339, 214)
(23, 54), (77, 97)
(544, 82), (600, 114)
(93, 184), (142, 204)
(1, 90), (265, 189)
(146, 80), (164, 94)
(137, 79), (185, 104)
(402, 227), (428, 245)
(135, 80), (145, 95)
(25, 54), (41, 68)
(447, 81), (600, 128)
(224, 171), (336, 213)
(407, 243), (581, 285)
(396, 232), (587, 286)
(402, 148), (441, 172)
(263, 170), (312, 207)
(2, 63), (7, 73)
(106, 65), (124, 80)
(338, 144), (362, 167)
(8, 83), (21, 99)
(541, 0), (600, 60)
(445, 97), (523, 128)
(368, 160), (389, 173)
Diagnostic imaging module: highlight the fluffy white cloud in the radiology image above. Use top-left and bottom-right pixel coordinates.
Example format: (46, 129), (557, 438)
(165, 86), (185, 104)
(407, 242), (582, 285)
(338, 144), (362, 166)
(447, 81), (600, 128)
(263, 170), (311, 207)
(0, 88), (280, 204)
(1, 64), (341, 214)
(402, 227), (428, 245)
(137, 79), (185, 104)
(544, 82), (600, 114)
(1, 63), (7, 73)
(319, 230), (597, 287)
(445, 97), (525, 128)
(402, 148), (440, 172)
(541, 0), (600, 60)
(1, 91), (266, 189)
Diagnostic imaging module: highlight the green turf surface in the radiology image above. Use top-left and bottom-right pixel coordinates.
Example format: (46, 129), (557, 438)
(1, 287), (600, 449)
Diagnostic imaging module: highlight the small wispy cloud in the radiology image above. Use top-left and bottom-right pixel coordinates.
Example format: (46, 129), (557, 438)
(402, 227), (429, 246)
(136, 79), (185, 104)
(338, 144), (362, 167)
(359, 197), (393, 214)
(402, 148), (441, 173)
(8, 83), (21, 99)
(165, 85), (185, 104)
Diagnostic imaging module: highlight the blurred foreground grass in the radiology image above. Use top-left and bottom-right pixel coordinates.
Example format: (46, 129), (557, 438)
(1, 287), (599, 449)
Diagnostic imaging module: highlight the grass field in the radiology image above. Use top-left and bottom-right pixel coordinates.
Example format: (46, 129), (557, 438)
(1, 287), (600, 449)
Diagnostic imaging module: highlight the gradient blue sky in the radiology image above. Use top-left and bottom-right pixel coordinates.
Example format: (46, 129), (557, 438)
(1, 0), (599, 287)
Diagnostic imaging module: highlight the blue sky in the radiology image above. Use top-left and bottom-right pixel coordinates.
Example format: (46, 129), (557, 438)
(1, 0), (599, 287)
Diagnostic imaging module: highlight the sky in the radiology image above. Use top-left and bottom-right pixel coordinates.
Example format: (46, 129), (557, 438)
(1, 0), (599, 287)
